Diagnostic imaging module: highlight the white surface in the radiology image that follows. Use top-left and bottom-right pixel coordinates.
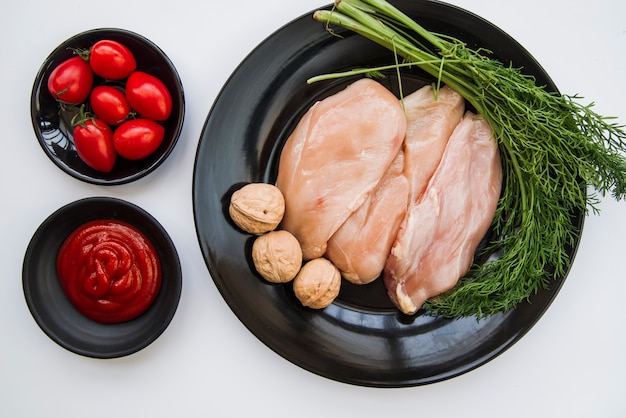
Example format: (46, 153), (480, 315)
(1, 0), (625, 417)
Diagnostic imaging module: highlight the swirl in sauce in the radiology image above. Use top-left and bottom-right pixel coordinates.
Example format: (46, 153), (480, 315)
(56, 219), (161, 323)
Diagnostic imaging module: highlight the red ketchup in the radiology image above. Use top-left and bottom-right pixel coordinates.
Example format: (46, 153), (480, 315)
(56, 219), (161, 324)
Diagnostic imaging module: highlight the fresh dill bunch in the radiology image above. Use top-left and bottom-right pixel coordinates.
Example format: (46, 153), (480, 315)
(313, 0), (626, 317)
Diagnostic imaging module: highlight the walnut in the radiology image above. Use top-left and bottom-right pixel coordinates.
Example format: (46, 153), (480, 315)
(229, 183), (285, 234)
(252, 230), (302, 283)
(293, 258), (341, 309)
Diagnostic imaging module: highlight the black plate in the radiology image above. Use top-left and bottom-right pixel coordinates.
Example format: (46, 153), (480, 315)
(192, 0), (584, 387)
(23, 197), (182, 358)
(31, 28), (185, 185)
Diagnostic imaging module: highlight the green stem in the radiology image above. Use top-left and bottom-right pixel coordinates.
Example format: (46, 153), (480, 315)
(352, 0), (448, 51)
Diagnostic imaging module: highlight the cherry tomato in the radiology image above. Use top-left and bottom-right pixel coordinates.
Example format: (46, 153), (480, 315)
(125, 71), (172, 121)
(73, 118), (116, 172)
(47, 56), (93, 104)
(89, 40), (136, 80)
(113, 118), (165, 160)
(89, 86), (131, 126)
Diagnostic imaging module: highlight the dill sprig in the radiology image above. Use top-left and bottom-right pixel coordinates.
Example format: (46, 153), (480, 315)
(312, 0), (626, 317)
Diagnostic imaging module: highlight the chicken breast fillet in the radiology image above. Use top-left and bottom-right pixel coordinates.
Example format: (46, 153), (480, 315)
(325, 84), (464, 284)
(325, 151), (409, 284)
(402, 85), (465, 201)
(276, 78), (406, 260)
(384, 111), (502, 315)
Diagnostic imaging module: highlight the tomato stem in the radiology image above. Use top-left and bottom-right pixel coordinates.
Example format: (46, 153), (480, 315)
(67, 46), (90, 62)
(70, 104), (97, 128)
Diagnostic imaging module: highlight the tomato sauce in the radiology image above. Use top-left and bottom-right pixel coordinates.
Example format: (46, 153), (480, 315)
(56, 219), (161, 324)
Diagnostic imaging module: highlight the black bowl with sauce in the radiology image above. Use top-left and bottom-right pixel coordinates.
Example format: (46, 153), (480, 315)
(22, 197), (182, 358)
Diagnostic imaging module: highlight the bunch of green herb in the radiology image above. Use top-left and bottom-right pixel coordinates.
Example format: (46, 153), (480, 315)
(312, 0), (626, 317)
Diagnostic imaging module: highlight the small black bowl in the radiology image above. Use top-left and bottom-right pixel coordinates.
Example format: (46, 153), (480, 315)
(31, 28), (185, 185)
(22, 197), (182, 358)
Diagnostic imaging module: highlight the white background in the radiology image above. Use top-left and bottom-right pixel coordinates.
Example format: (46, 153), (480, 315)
(1, 1), (625, 417)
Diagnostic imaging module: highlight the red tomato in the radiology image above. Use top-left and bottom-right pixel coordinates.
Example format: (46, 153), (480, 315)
(89, 40), (136, 80)
(89, 86), (131, 125)
(113, 119), (165, 160)
(125, 71), (172, 121)
(47, 56), (93, 104)
(73, 118), (116, 172)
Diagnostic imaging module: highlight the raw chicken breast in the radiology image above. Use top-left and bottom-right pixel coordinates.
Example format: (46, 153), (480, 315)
(276, 78), (406, 260)
(325, 151), (409, 284)
(403, 85), (464, 201)
(384, 111), (502, 315)
(324, 84), (463, 284)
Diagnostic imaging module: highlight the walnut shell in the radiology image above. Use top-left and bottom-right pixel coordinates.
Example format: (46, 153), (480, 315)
(252, 230), (302, 283)
(293, 258), (341, 309)
(229, 183), (285, 234)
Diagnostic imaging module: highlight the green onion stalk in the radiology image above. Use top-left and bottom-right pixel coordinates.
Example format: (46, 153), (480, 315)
(312, 0), (626, 317)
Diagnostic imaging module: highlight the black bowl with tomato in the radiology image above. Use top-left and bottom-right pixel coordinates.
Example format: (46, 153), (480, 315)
(30, 28), (185, 185)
